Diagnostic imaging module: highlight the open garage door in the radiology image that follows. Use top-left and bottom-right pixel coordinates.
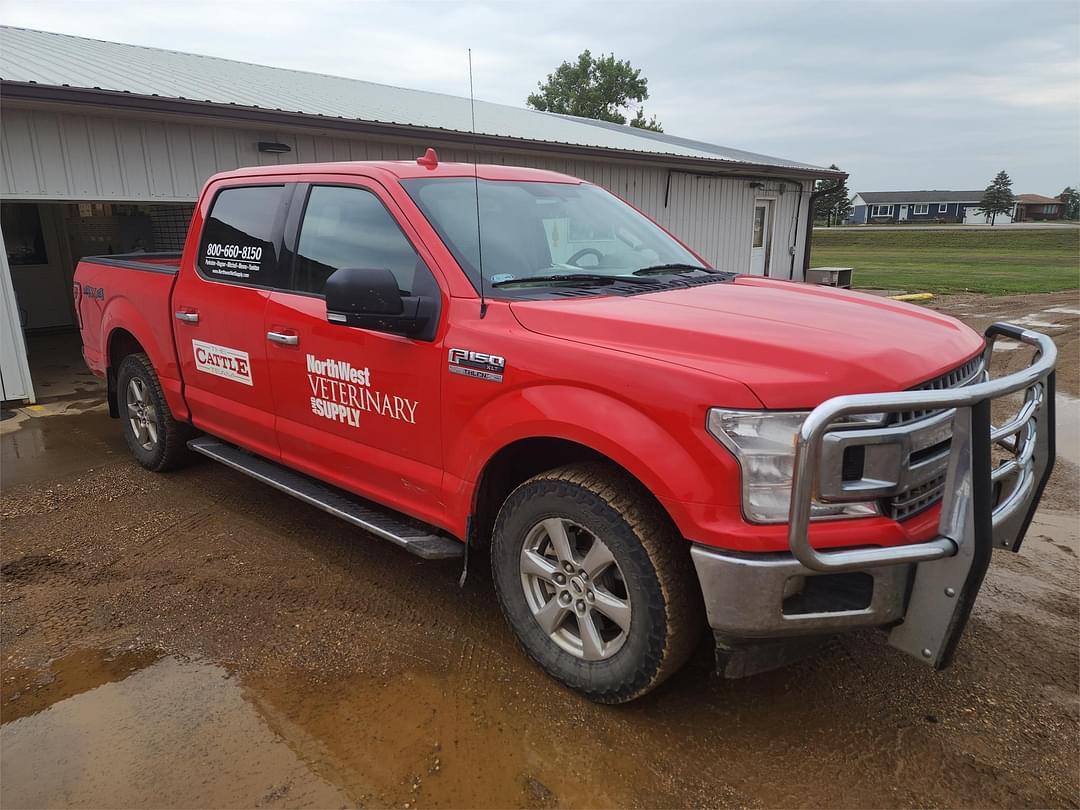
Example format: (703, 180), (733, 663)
(964, 206), (1013, 225)
(0, 200), (194, 403)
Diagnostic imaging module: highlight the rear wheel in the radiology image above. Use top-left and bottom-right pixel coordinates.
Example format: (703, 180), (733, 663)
(491, 463), (702, 703)
(116, 353), (190, 471)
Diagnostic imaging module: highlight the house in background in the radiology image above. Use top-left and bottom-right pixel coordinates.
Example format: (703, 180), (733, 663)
(1013, 194), (1065, 223)
(847, 191), (985, 224)
(848, 190), (1071, 226)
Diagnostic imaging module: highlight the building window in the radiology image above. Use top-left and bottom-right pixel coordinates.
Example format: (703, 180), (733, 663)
(752, 205), (767, 247)
(1, 203), (48, 266)
(913, 204), (930, 215)
(870, 205), (893, 217)
(938, 203), (949, 213)
(1043, 204), (1057, 214)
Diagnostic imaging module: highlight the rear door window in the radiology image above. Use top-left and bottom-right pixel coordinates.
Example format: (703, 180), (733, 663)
(198, 185), (284, 286)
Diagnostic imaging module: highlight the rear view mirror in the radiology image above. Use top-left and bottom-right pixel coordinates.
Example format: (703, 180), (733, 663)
(324, 267), (435, 338)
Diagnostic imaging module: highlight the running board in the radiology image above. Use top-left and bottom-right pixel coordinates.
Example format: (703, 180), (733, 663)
(187, 437), (463, 560)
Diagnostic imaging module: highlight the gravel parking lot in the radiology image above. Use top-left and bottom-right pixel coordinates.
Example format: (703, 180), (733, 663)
(2, 292), (1077, 809)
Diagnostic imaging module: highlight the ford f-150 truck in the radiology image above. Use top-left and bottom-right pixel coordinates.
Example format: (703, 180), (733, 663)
(74, 152), (1057, 703)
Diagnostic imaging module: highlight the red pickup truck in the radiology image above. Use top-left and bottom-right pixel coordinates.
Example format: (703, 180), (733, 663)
(74, 153), (1056, 703)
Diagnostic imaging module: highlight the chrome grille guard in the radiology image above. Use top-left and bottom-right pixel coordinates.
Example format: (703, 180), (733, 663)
(786, 323), (1057, 668)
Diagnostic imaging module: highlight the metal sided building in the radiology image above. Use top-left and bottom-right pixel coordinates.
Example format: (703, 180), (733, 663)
(0, 26), (841, 402)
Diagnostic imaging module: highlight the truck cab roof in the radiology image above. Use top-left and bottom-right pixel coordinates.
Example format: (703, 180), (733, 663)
(209, 157), (582, 185)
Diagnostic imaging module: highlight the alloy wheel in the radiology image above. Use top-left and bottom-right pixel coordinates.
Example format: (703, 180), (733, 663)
(126, 377), (159, 451)
(519, 517), (632, 660)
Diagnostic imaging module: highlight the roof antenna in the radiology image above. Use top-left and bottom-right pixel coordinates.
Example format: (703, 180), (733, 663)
(468, 48), (487, 319)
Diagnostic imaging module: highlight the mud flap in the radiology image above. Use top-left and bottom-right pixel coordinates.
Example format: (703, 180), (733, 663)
(887, 403), (992, 669)
(888, 368), (1055, 669)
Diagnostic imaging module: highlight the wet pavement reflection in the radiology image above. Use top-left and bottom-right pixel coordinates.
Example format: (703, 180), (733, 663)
(1, 644), (743, 809)
(2, 651), (347, 809)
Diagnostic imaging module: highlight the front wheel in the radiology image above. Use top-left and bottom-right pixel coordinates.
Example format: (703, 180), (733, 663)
(490, 464), (702, 703)
(116, 353), (190, 472)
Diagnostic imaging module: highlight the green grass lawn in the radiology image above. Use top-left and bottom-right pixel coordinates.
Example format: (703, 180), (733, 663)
(810, 228), (1080, 294)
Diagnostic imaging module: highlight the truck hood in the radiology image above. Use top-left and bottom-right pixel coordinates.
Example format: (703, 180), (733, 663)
(509, 277), (985, 409)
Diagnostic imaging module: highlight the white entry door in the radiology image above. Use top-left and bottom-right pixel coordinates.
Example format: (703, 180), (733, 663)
(899, 204), (909, 221)
(749, 199), (774, 276)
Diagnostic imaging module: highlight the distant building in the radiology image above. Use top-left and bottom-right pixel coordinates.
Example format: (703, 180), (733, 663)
(847, 191), (983, 224)
(1013, 194), (1065, 223)
(849, 190), (1070, 226)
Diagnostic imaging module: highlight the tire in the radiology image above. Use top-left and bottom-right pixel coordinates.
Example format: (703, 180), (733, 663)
(116, 352), (191, 472)
(490, 463), (702, 703)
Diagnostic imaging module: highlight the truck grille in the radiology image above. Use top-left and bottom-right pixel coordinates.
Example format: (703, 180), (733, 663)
(889, 473), (948, 521)
(887, 354), (986, 521)
(890, 355), (986, 426)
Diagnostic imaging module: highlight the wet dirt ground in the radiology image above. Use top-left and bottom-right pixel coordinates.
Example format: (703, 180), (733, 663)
(2, 292), (1078, 809)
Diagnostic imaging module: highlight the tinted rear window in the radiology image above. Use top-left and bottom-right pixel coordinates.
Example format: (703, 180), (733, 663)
(198, 185), (284, 285)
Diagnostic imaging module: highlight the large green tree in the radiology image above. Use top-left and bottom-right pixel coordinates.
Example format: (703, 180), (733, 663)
(814, 165), (853, 226)
(1058, 186), (1079, 219)
(527, 50), (663, 132)
(977, 170), (1015, 225)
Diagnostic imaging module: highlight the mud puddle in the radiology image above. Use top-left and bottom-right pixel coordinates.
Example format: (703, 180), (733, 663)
(0, 403), (120, 490)
(0, 645), (739, 809)
(1, 650), (348, 809)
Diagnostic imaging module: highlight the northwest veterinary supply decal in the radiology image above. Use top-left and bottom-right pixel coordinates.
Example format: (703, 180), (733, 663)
(306, 354), (418, 427)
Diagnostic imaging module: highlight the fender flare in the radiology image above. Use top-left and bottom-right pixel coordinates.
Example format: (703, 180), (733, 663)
(102, 295), (189, 421)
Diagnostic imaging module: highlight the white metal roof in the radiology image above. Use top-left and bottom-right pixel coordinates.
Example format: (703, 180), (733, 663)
(0, 26), (834, 176)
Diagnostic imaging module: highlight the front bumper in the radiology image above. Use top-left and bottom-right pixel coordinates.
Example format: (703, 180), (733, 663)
(691, 544), (912, 639)
(693, 323), (1056, 670)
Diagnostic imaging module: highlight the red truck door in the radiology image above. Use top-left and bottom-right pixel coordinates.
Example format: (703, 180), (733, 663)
(263, 179), (446, 524)
(172, 182), (288, 459)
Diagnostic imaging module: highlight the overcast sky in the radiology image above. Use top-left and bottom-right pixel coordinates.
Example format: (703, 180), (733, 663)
(2, 0), (1077, 193)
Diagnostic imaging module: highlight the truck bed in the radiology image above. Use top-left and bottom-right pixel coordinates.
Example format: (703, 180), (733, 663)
(74, 251), (187, 417)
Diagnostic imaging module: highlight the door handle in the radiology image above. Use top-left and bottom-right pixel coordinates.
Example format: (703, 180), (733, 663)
(267, 331), (299, 346)
(174, 310), (199, 324)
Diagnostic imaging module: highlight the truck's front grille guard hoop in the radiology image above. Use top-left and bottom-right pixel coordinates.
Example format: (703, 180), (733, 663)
(788, 323), (1057, 573)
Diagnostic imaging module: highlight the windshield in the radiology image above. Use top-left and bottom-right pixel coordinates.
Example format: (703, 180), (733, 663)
(400, 178), (707, 291)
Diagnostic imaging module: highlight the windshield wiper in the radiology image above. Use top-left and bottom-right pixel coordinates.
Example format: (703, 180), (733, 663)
(491, 273), (654, 288)
(632, 263), (715, 276)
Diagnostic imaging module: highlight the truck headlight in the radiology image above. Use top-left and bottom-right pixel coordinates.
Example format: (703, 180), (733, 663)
(707, 408), (881, 524)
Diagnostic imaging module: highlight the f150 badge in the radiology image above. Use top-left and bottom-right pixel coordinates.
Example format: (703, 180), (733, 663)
(448, 348), (505, 383)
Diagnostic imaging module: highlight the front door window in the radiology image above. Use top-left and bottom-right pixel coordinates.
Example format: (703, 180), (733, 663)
(293, 185), (432, 298)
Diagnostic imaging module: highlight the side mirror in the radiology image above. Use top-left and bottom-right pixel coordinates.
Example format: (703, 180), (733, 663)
(324, 267), (434, 337)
